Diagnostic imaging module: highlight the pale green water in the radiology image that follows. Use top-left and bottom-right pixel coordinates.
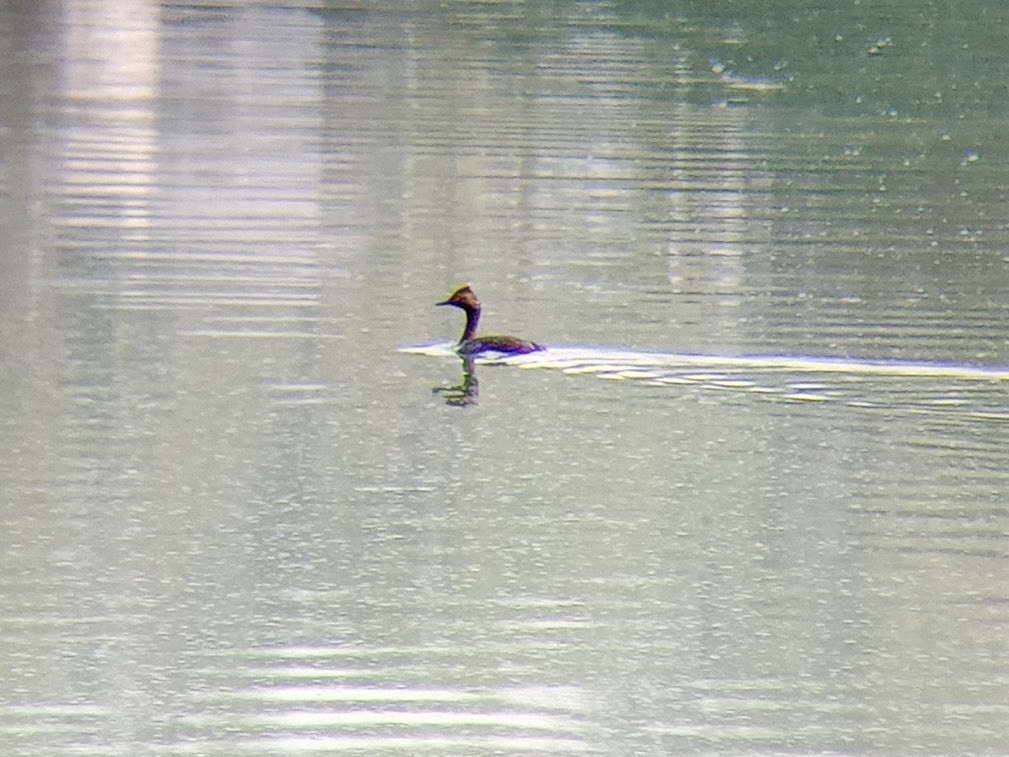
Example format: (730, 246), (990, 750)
(2, 1), (1009, 754)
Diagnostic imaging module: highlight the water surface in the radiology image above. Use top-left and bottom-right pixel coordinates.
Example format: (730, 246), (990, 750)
(2, 1), (1009, 754)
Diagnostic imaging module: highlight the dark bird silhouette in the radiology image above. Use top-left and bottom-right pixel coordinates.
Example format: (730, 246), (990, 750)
(436, 286), (544, 356)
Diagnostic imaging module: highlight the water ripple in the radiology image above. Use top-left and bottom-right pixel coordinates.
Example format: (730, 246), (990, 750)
(177, 644), (598, 754)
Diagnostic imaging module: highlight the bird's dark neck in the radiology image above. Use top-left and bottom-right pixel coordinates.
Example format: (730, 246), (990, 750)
(460, 306), (480, 343)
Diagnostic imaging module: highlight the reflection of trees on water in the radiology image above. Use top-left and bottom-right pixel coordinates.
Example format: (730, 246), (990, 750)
(432, 355), (479, 407)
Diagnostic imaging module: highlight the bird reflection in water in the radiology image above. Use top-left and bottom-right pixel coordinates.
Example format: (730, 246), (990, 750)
(432, 354), (480, 406)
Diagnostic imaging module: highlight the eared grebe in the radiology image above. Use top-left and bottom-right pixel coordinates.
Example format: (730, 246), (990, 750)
(436, 285), (544, 356)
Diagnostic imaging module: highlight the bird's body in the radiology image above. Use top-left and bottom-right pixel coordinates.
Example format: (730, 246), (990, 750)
(436, 286), (544, 356)
(458, 333), (542, 356)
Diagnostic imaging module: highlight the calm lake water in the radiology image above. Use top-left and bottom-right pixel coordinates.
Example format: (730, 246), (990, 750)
(2, 1), (1009, 754)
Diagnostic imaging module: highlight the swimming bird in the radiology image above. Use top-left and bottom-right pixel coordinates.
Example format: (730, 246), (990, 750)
(436, 285), (544, 356)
